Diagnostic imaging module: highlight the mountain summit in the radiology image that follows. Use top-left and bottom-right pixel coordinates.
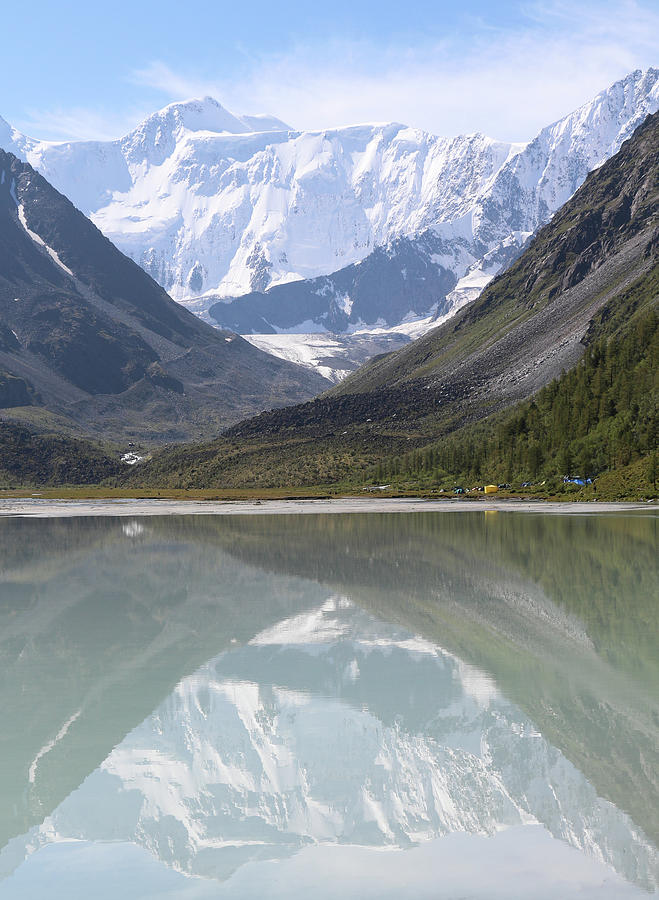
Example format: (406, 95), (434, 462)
(134, 97), (291, 137)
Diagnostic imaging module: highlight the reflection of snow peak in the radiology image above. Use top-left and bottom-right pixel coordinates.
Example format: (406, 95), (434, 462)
(11, 600), (656, 889)
(121, 521), (145, 538)
(250, 596), (355, 646)
(252, 599), (500, 707)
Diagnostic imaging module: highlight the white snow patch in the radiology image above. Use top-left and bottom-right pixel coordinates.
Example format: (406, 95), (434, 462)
(120, 452), (144, 466)
(243, 333), (353, 382)
(17, 203), (75, 278)
(28, 709), (82, 784)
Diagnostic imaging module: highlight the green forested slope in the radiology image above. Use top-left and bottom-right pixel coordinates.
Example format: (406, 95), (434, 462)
(383, 266), (657, 493)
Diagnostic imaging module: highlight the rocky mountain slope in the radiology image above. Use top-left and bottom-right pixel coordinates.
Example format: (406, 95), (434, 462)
(135, 109), (658, 488)
(0, 422), (121, 486)
(208, 228), (474, 333)
(329, 109), (658, 405)
(2, 70), (657, 341)
(0, 151), (328, 443)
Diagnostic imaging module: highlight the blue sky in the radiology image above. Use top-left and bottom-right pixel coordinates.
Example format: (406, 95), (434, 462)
(3, 0), (657, 142)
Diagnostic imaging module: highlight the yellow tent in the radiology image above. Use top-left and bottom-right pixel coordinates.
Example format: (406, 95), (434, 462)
(484, 484), (499, 494)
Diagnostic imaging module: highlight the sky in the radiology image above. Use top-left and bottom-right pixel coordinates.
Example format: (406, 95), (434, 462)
(2, 0), (658, 143)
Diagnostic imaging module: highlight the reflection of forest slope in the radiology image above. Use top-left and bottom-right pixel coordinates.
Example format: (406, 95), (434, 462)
(179, 511), (658, 843)
(0, 517), (325, 850)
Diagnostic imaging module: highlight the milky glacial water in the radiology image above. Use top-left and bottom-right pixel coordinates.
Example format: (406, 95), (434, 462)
(0, 510), (657, 898)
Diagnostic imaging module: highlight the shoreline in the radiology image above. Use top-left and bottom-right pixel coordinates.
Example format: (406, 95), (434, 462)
(0, 497), (654, 518)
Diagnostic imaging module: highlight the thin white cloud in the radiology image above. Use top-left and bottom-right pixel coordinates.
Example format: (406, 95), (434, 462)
(14, 105), (152, 143)
(14, 0), (659, 142)
(133, 0), (659, 141)
(131, 62), (222, 104)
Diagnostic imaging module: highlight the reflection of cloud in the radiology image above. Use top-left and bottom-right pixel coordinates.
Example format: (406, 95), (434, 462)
(209, 826), (646, 899)
(131, 1), (659, 141)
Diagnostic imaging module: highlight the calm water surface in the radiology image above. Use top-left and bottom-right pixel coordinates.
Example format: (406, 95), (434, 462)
(0, 510), (657, 898)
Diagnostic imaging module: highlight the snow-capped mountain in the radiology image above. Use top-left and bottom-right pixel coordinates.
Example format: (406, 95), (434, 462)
(0, 100), (516, 305)
(0, 69), (659, 346)
(3, 600), (654, 892)
(210, 66), (659, 341)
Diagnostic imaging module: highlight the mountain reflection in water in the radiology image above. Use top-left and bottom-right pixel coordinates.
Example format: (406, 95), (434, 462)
(0, 510), (656, 898)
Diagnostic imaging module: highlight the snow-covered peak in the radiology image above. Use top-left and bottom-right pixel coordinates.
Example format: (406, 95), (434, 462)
(0, 115), (34, 161)
(471, 66), (659, 246)
(542, 67), (659, 153)
(528, 66), (659, 184)
(116, 96), (292, 169)
(128, 96), (291, 140)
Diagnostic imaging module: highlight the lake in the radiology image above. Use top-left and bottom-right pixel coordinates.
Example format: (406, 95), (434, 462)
(0, 509), (657, 898)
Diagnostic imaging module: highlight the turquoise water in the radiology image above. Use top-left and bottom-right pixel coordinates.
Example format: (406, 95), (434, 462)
(0, 511), (657, 897)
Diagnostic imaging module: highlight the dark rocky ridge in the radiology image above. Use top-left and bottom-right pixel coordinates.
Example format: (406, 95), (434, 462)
(0, 151), (329, 442)
(208, 230), (526, 335)
(208, 231), (463, 333)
